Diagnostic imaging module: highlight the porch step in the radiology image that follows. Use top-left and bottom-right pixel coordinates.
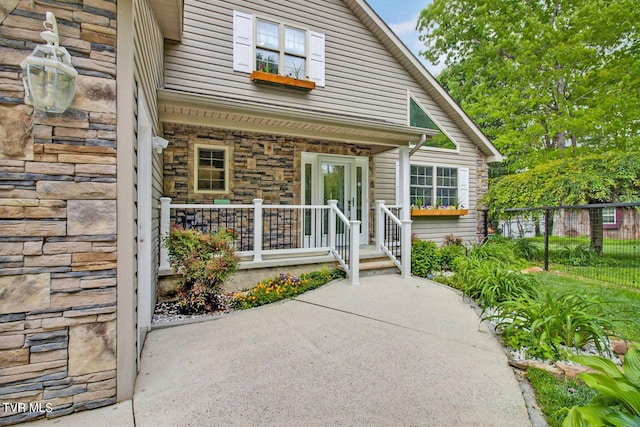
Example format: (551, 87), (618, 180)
(359, 259), (400, 277)
(338, 254), (401, 277)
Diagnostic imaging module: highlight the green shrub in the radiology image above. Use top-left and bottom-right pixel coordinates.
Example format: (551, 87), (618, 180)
(563, 345), (640, 427)
(466, 240), (526, 268)
(232, 268), (345, 310)
(511, 238), (542, 261)
(439, 241), (466, 271)
(487, 291), (616, 360)
(411, 240), (440, 277)
(556, 244), (596, 266)
(457, 259), (539, 308)
(164, 226), (239, 314)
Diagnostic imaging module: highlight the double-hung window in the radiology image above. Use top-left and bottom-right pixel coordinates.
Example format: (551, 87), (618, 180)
(233, 11), (325, 86)
(409, 165), (468, 208)
(602, 207), (616, 225)
(256, 20), (307, 79)
(195, 145), (228, 193)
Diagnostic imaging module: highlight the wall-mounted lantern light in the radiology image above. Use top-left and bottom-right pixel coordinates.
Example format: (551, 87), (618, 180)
(152, 136), (169, 153)
(20, 12), (78, 113)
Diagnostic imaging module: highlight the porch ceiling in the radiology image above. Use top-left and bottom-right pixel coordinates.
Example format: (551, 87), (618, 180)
(157, 89), (438, 146)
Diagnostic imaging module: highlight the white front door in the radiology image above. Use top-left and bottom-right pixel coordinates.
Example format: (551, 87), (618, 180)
(302, 153), (368, 245)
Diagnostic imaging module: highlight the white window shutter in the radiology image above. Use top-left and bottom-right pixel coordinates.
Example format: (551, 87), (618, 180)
(458, 167), (469, 209)
(233, 11), (253, 73)
(308, 31), (325, 87)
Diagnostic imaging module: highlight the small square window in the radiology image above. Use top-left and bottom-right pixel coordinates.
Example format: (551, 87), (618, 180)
(602, 207), (616, 225)
(195, 146), (228, 193)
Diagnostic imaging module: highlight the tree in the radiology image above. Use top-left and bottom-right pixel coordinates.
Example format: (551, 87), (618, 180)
(484, 152), (640, 253)
(417, 0), (640, 173)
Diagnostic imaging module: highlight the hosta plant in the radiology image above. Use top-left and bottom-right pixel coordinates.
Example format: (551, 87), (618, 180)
(487, 291), (616, 361)
(563, 345), (640, 427)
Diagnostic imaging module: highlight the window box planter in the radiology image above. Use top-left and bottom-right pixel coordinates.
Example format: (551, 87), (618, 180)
(250, 71), (316, 91)
(411, 209), (468, 217)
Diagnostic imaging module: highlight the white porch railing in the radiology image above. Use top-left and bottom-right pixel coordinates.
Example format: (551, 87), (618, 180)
(160, 197), (362, 285)
(375, 201), (412, 278)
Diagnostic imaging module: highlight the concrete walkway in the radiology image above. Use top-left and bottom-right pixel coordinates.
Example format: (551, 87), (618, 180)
(23, 275), (533, 426)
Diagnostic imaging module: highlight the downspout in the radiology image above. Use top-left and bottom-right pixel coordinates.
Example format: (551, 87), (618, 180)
(409, 134), (427, 157)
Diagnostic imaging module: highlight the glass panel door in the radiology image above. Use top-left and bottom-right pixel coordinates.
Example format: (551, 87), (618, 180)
(301, 153), (368, 247)
(321, 160), (351, 241)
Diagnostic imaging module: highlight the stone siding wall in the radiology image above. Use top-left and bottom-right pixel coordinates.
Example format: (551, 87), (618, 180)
(475, 147), (490, 242)
(0, 0), (117, 424)
(162, 124), (373, 205)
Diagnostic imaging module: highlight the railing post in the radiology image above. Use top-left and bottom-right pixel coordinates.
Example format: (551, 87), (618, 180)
(544, 208), (550, 271)
(159, 197), (171, 271)
(253, 198), (263, 262)
(349, 220), (360, 285)
(375, 200), (385, 252)
(328, 200), (337, 249)
(400, 219), (412, 279)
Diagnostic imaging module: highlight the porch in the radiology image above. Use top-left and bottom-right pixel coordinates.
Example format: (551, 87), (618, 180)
(159, 198), (412, 285)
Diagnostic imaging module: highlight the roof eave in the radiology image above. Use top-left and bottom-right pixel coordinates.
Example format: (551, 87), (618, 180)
(157, 88), (439, 146)
(345, 0), (504, 163)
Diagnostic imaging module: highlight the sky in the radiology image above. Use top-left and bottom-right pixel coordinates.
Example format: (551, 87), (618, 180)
(366, 0), (442, 75)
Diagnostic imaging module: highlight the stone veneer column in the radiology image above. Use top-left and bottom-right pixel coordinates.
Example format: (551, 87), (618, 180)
(0, 0), (118, 424)
(476, 147), (490, 242)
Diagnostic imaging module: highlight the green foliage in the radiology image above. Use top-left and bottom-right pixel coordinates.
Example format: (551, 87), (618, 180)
(556, 244), (596, 266)
(485, 152), (640, 219)
(563, 346), (640, 427)
(465, 239), (526, 268)
(439, 244), (466, 271)
(411, 240), (441, 277)
(164, 226), (239, 314)
(418, 0), (640, 172)
(526, 367), (597, 427)
(457, 259), (539, 308)
(488, 291), (616, 360)
(232, 268), (345, 310)
(511, 238), (542, 262)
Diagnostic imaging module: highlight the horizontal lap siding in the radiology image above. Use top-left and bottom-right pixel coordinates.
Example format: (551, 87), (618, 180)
(134, 0), (164, 135)
(164, 0), (457, 131)
(374, 139), (482, 245)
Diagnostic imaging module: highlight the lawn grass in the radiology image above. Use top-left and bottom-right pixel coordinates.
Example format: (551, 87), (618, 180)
(526, 270), (639, 426)
(525, 367), (597, 427)
(537, 270), (640, 342)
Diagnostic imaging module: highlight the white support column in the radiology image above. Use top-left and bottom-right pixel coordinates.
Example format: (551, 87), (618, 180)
(159, 197), (171, 271)
(398, 146), (411, 221)
(400, 219), (413, 279)
(252, 198), (263, 262)
(375, 200), (385, 252)
(349, 220), (361, 285)
(327, 200), (337, 249)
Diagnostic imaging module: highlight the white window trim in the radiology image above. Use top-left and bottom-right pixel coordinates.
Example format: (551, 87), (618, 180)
(233, 10), (325, 87)
(602, 207), (616, 225)
(194, 144), (230, 194)
(398, 162), (469, 209)
(407, 90), (460, 153)
(255, 18), (308, 78)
